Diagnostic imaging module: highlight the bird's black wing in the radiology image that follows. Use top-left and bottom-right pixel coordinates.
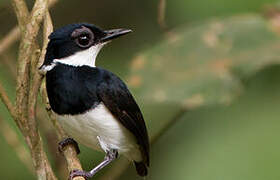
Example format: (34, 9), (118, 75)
(96, 69), (149, 166)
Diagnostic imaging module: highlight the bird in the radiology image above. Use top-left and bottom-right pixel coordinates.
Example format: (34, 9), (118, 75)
(39, 23), (149, 179)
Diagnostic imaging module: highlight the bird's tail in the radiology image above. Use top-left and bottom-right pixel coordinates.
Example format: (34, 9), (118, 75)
(134, 161), (148, 177)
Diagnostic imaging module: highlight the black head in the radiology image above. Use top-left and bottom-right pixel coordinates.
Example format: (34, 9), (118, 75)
(39, 23), (131, 70)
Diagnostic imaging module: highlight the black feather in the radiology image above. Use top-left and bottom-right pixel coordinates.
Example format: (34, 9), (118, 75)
(134, 161), (148, 176)
(96, 70), (150, 167)
(46, 63), (101, 115)
(46, 63), (150, 170)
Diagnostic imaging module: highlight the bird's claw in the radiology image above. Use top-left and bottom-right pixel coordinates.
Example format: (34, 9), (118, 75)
(58, 137), (80, 155)
(69, 169), (92, 180)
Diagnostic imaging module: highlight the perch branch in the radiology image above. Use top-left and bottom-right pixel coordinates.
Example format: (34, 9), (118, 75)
(38, 12), (85, 180)
(41, 81), (85, 180)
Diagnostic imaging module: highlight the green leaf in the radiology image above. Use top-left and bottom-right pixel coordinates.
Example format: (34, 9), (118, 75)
(127, 15), (280, 108)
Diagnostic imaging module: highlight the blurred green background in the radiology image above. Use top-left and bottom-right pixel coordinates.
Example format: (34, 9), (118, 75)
(1, 0), (280, 179)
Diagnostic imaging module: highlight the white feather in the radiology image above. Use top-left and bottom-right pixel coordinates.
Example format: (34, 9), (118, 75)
(39, 63), (56, 73)
(56, 103), (142, 162)
(54, 44), (104, 67)
(39, 43), (105, 73)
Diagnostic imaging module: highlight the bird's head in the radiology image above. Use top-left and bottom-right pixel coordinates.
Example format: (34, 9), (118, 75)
(39, 23), (132, 72)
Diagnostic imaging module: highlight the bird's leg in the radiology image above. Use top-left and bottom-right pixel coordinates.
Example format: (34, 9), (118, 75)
(89, 149), (118, 175)
(58, 137), (80, 155)
(69, 149), (118, 180)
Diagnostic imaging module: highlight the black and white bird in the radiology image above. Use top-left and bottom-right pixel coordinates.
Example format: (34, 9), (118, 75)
(39, 23), (149, 179)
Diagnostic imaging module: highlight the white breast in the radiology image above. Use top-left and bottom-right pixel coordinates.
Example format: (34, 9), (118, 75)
(56, 103), (142, 161)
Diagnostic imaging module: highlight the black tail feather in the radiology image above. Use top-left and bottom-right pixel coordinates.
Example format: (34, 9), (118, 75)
(134, 161), (148, 177)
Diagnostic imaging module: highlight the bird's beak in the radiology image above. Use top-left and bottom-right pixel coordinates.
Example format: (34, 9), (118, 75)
(100, 29), (132, 43)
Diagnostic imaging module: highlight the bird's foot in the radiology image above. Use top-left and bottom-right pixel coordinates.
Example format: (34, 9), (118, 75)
(69, 169), (92, 180)
(107, 149), (118, 160)
(69, 149), (118, 179)
(58, 137), (80, 155)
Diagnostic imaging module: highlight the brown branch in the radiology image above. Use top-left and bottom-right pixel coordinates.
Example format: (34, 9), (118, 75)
(158, 0), (167, 31)
(40, 81), (85, 180)
(28, 10), (51, 127)
(11, 0), (57, 179)
(0, 116), (33, 173)
(0, 27), (20, 55)
(23, 1), (57, 179)
(27, 9), (51, 125)
(0, 83), (17, 120)
(9, 1), (97, 179)
(11, 0), (29, 31)
(40, 11), (53, 66)
(12, 0), (31, 133)
(4, 0), (84, 179)
(157, 0), (177, 43)
(0, 0), (58, 56)
(15, 0), (48, 132)
(38, 12), (85, 180)
(0, 52), (17, 79)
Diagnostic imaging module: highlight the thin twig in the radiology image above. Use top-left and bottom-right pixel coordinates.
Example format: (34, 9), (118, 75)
(158, 0), (167, 31)
(0, 52), (17, 78)
(157, 0), (178, 44)
(2, 0), (84, 179)
(0, 83), (17, 120)
(40, 11), (53, 66)
(28, 10), (51, 130)
(38, 12), (85, 180)
(0, 116), (33, 173)
(40, 81), (85, 180)
(151, 108), (186, 143)
(0, 27), (20, 55)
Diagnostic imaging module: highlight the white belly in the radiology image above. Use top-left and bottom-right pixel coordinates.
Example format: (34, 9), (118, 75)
(56, 103), (142, 161)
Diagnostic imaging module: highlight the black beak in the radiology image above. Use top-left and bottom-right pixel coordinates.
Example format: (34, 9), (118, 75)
(100, 29), (132, 43)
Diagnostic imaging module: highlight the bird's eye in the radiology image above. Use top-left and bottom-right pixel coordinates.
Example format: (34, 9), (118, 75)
(72, 26), (94, 48)
(77, 34), (91, 47)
